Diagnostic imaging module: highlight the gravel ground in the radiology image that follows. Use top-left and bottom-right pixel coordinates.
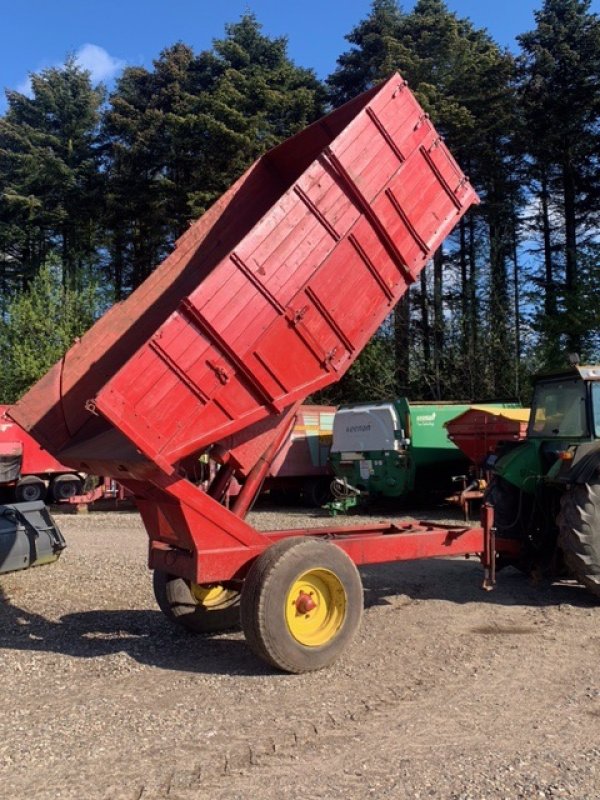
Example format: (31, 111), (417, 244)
(1, 503), (599, 800)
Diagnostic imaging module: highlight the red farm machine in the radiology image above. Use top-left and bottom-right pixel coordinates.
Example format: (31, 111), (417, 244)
(265, 404), (335, 507)
(444, 405), (530, 519)
(0, 405), (124, 510)
(0, 404), (84, 503)
(10, 74), (517, 672)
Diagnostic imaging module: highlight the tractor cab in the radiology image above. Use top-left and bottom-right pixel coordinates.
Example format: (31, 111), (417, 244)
(528, 367), (600, 442)
(495, 366), (600, 493)
(525, 367), (600, 479)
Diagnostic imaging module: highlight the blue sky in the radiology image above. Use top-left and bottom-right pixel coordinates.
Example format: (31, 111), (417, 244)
(2, 0), (600, 113)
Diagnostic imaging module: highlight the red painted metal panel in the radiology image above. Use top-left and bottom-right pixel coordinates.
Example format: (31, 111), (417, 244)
(11, 74), (477, 480)
(0, 405), (72, 477)
(446, 407), (529, 465)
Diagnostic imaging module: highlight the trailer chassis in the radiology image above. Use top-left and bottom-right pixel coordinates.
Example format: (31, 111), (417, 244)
(117, 415), (520, 673)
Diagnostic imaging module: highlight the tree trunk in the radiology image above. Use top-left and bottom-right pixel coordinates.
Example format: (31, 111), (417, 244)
(468, 211), (478, 396)
(432, 247), (444, 400)
(419, 268), (431, 366)
(562, 150), (580, 354)
(394, 294), (410, 397)
(511, 213), (521, 399)
(488, 216), (511, 396)
(540, 170), (556, 319)
(459, 217), (472, 397)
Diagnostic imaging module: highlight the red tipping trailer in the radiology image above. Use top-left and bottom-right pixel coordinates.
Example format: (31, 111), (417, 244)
(0, 404), (83, 502)
(10, 74), (497, 672)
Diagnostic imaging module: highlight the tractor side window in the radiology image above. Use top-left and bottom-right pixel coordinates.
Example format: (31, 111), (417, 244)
(592, 383), (600, 438)
(529, 379), (588, 438)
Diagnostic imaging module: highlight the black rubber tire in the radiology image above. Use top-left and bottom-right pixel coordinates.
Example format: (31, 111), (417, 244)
(240, 537), (363, 673)
(302, 478), (331, 508)
(557, 482), (600, 598)
(51, 474), (83, 502)
(15, 476), (46, 503)
(153, 570), (241, 633)
(268, 488), (300, 506)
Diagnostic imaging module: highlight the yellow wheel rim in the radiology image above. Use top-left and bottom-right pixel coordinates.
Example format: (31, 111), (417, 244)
(191, 583), (237, 609)
(285, 568), (347, 647)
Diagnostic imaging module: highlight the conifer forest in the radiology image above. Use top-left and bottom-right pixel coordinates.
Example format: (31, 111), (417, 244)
(1, 0), (599, 405)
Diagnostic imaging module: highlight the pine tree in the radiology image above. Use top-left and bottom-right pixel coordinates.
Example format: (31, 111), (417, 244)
(328, 0), (522, 401)
(519, 0), (600, 362)
(103, 56), (179, 294)
(329, 1), (414, 398)
(328, 0), (407, 105)
(103, 15), (325, 295)
(186, 14), (325, 216)
(0, 260), (100, 403)
(0, 58), (104, 291)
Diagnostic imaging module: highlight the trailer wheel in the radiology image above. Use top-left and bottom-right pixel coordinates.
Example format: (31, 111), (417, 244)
(302, 478), (331, 508)
(557, 482), (600, 598)
(15, 476), (46, 503)
(153, 571), (241, 633)
(51, 474), (83, 502)
(240, 537), (363, 673)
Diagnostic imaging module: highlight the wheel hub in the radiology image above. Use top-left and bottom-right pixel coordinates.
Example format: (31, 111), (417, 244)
(294, 592), (317, 614)
(191, 583), (237, 609)
(285, 568), (347, 647)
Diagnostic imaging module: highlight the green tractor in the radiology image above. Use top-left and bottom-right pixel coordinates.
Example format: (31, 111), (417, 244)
(489, 364), (600, 595)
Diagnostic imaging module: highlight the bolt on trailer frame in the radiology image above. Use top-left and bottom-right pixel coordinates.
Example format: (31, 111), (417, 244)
(9, 74), (513, 671)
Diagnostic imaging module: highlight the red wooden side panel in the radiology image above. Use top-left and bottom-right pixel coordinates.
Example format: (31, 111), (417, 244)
(11, 74), (478, 476)
(93, 78), (477, 467)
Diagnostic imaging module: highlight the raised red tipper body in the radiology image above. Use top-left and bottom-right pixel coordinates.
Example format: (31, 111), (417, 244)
(11, 74), (495, 672)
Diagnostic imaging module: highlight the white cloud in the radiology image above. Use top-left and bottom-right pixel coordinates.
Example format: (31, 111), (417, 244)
(15, 76), (33, 96)
(74, 44), (125, 84)
(8, 44), (125, 101)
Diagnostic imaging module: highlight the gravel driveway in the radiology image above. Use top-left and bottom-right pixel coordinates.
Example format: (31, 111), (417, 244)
(1, 505), (599, 799)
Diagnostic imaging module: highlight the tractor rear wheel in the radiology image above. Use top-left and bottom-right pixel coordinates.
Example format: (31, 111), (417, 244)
(153, 571), (241, 633)
(557, 482), (600, 598)
(240, 537), (363, 673)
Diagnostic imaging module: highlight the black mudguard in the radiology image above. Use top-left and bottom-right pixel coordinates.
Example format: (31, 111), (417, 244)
(561, 441), (600, 485)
